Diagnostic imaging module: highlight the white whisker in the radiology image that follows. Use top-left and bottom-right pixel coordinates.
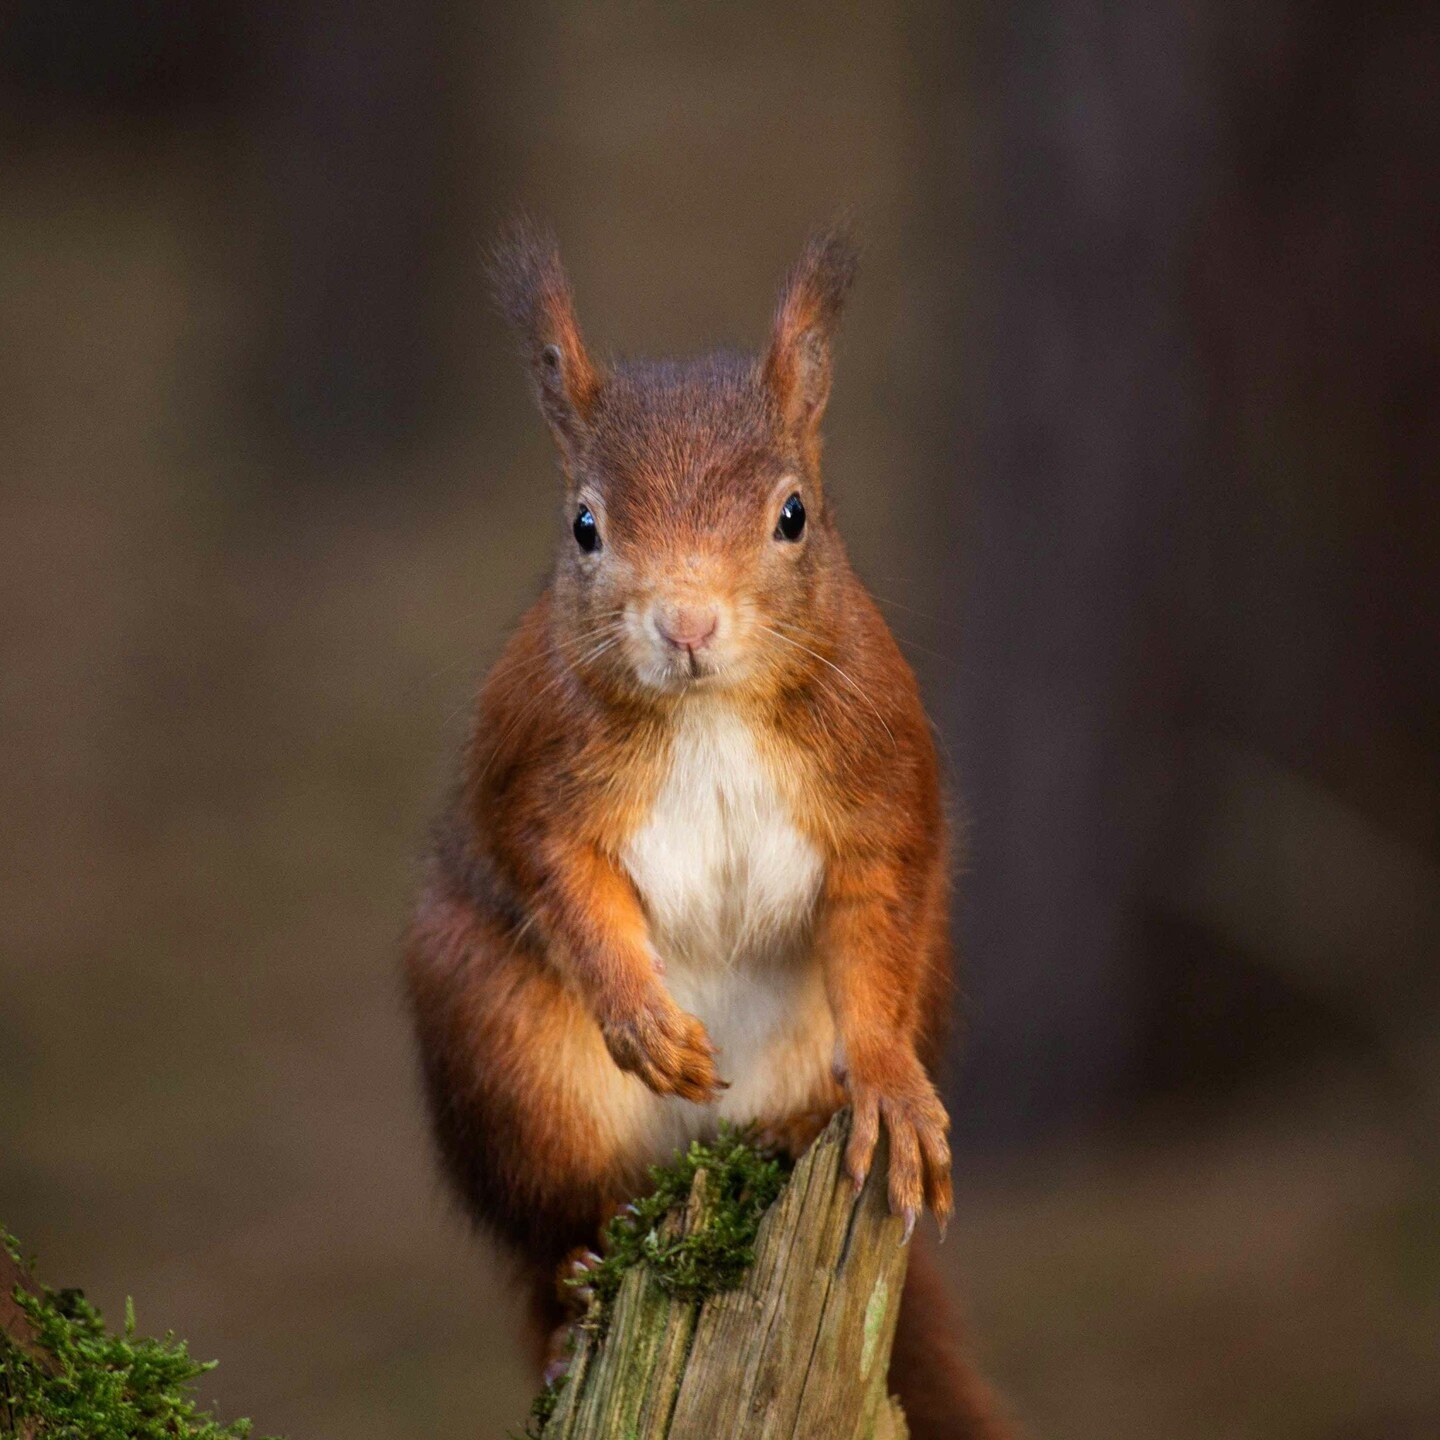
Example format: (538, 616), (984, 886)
(758, 623), (897, 750)
(473, 620), (629, 782)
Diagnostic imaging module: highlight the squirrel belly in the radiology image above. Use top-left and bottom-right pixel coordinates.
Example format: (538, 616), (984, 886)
(615, 696), (838, 1163)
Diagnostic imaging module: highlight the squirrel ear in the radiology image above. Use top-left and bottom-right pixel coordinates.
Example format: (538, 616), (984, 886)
(489, 218), (603, 461)
(760, 221), (858, 444)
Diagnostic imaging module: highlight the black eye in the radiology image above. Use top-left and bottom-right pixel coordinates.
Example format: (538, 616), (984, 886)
(573, 506), (600, 553)
(775, 492), (806, 542)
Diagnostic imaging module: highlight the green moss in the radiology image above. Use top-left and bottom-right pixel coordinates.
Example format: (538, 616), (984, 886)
(1, 1229), (277, 1440)
(513, 1130), (791, 1436)
(580, 1126), (791, 1318)
(515, 1380), (558, 1439)
(516, 1373), (565, 1440)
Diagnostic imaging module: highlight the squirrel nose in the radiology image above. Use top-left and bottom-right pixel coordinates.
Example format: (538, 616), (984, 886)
(655, 603), (718, 652)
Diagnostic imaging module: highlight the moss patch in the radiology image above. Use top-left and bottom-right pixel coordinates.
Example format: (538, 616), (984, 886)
(581, 1126), (791, 1316)
(518, 1130), (790, 1434)
(1, 1229), (277, 1440)
(515, 1371), (565, 1439)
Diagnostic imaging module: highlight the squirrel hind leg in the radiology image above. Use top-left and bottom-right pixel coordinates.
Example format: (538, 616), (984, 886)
(527, 1236), (611, 1383)
(540, 1317), (583, 1388)
(555, 1244), (605, 1316)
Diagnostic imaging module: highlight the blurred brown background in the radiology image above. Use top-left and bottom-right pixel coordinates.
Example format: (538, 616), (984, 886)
(2, 3), (1437, 1437)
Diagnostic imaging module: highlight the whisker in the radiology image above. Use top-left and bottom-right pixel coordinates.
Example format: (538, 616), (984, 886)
(771, 621), (968, 783)
(757, 623), (896, 750)
(438, 620), (628, 732)
(440, 624), (616, 731)
(473, 624), (631, 782)
(771, 614), (951, 668)
(403, 653), (479, 703)
(863, 587), (965, 634)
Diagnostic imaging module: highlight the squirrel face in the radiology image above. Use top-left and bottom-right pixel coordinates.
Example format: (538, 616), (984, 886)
(559, 362), (826, 695)
(491, 222), (858, 701)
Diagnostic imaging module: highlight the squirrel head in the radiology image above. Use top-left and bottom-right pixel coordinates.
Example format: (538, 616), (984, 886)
(490, 220), (858, 698)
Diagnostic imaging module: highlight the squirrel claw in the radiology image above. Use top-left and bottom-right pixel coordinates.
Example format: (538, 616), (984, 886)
(567, 1250), (603, 1294)
(560, 1246), (605, 1311)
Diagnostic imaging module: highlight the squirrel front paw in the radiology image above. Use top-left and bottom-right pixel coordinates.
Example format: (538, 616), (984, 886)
(842, 1056), (953, 1240)
(599, 988), (726, 1103)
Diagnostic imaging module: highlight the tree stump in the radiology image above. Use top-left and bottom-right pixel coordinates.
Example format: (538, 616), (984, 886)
(537, 1111), (911, 1439)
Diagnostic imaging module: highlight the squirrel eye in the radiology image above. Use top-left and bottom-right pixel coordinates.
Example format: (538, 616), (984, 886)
(573, 506), (600, 553)
(775, 492), (806, 542)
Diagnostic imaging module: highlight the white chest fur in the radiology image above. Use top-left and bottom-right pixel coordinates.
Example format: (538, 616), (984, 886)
(616, 701), (832, 1156)
(623, 701), (823, 972)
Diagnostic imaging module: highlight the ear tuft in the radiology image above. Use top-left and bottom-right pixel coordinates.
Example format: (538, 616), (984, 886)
(761, 219), (859, 443)
(488, 216), (602, 457)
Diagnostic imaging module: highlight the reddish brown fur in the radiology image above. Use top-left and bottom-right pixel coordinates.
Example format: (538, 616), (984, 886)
(404, 221), (1012, 1438)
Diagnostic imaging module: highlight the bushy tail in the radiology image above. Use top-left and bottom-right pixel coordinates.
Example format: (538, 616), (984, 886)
(888, 1235), (1017, 1440)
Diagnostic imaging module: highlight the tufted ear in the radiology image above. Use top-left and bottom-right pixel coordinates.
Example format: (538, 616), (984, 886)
(760, 222), (858, 450)
(489, 218), (603, 466)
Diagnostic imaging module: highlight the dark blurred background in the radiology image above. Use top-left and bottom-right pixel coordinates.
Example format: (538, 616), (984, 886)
(2, 3), (1437, 1436)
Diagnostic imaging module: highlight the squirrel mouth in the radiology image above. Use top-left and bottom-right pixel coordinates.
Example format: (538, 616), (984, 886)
(628, 626), (730, 692)
(651, 646), (720, 691)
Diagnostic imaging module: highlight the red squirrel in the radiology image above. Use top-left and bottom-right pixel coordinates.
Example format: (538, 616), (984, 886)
(404, 222), (1011, 1439)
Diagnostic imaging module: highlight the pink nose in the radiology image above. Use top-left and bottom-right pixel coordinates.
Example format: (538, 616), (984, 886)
(656, 604), (718, 652)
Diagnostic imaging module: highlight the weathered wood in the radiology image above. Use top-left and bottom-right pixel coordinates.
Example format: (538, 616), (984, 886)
(539, 1111), (910, 1440)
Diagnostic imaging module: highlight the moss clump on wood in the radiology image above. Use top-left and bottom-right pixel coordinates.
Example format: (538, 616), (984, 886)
(581, 1126), (791, 1316)
(518, 1372), (567, 1440)
(1, 1229), (277, 1440)
(514, 1128), (792, 1436)
(530, 1111), (912, 1440)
